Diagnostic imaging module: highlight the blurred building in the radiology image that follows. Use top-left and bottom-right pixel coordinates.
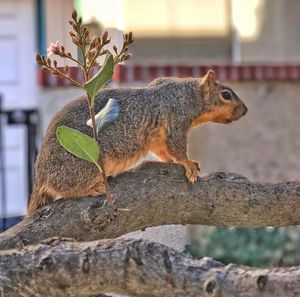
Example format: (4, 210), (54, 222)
(75, 0), (300, 64)
(0, 0), (300, 251)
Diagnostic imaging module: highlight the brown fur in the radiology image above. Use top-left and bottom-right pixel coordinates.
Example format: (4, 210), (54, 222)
(191, 105), (234, 127)
(27, 70), (247, 216)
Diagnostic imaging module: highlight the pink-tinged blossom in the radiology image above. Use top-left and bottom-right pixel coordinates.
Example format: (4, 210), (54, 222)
(47, 41), (60, 57)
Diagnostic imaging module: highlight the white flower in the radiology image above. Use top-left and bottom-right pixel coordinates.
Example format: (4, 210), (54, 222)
(47, 41), (60, 57)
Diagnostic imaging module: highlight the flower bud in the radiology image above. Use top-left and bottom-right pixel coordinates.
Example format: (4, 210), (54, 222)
(129, 32), (133, 41)
(72, 10), (77, 21)
(84, 29), (89, 39)
(36, 54), (42, 63)
(72, 23), (78, 32)
(100, 49), (109, 56)
(90, 36), (97, 48)
(71, 37), (79, 46)
(102, 31), (108, 41)
(47, 41), (61, 57)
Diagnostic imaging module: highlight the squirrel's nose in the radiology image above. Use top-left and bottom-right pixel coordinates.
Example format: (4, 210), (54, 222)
(242, 104), (248, 116)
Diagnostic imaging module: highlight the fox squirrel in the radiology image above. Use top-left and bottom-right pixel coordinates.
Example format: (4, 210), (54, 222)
(27, 70), (247, 216)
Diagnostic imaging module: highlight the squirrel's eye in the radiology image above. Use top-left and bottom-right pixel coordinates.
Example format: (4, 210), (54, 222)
(221, 90), (232, 100)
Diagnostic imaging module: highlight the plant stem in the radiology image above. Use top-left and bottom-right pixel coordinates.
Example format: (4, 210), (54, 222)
(64, 54), (84, 67)
(44, 65), (83, 88)
(86, 94), (113, 206)
(71, 19), (113, 206)
(56, 70), (82, 88)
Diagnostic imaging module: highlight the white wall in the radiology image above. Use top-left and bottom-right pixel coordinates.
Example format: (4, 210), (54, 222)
(0, 0), (37, 218)
(0, 0), (37, 109)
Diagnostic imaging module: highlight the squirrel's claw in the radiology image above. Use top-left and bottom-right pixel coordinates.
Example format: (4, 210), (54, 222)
(185, 160), (199, 183)
(193, 161), (201, 172)
(186, 173), (199, 183)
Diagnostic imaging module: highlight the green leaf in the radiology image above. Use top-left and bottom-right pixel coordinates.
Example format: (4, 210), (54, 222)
(86, 98), (120, 134)
(83, 53), (114, 106)
(56, 126), (101, 171)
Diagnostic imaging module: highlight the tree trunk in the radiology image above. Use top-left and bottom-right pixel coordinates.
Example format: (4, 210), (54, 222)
(0, 238), (299, 297)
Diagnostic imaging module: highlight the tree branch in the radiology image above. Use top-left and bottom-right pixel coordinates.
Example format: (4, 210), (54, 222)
(0, 238), (299, 297)
(1, 162), (300, 250)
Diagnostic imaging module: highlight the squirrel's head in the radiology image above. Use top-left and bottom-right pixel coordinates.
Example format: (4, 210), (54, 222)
(196, 70), (248, 125)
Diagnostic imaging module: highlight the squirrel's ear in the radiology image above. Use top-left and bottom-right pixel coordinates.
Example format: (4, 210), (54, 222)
(203, 70), (216, 87)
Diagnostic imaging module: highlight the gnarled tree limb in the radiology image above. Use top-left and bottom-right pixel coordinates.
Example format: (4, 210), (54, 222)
(1, 162), (300, 250)
(0, 238), (300, 297)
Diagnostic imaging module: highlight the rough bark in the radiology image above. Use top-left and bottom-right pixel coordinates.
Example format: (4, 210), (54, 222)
(1, 162), (300, 250)
(0, 238), (300, 297)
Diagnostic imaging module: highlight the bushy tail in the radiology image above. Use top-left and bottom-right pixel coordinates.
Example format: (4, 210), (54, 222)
(26, 185), (53, 217)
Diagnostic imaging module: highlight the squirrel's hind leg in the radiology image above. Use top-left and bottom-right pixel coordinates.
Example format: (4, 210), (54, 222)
(59, 175), (106, 199)
(87, 176), (106, 197)
(27, 176), (106, 216)
(26, 184), (56, 217)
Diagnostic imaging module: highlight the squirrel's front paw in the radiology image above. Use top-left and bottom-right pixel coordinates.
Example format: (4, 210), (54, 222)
(185, 161), (199, 183)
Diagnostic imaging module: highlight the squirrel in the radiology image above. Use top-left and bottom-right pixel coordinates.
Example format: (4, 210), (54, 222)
(27, 70), (247, 216)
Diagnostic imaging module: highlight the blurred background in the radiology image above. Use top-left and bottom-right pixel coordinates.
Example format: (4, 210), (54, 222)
(1, 0), (300, 267)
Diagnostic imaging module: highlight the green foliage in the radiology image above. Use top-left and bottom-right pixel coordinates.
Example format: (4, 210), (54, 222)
(185, 226), (300, 267)
(56, 126), (101, 171)
(84, 53), (114, 107)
